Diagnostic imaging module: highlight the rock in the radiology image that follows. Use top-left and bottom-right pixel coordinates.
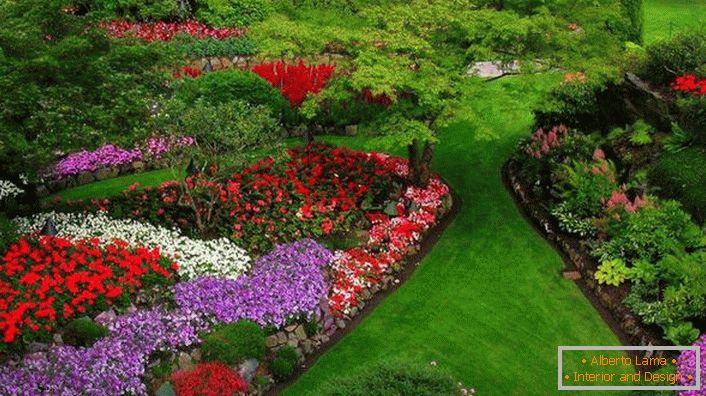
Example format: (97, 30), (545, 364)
(561, 270), (582, 280)
(276, 331), (287, 345)
(28, 342), (49, 353)
(294, 325), (307, 341)
(266, 335), (279, 348)
(285, 324), (297, 332)
(320, 334), (330, 344)
(190, 349), (202, 362)
(345, 125), (358, 136)
(132, 161), (145, 172)
(301, 340), (313, 354)
(177, 352), (194, 371)
(95, 167), (119, 181)
(77, 172), (95, 185)
(95, 309), (117, 324)
(239, 358), (259, 383)
(287, 339), (299, 348)
(466, 60), (521, 78)
(336, 319), (346, 329)
(156, 382), (176, 396)
(53, 334), (63, 345)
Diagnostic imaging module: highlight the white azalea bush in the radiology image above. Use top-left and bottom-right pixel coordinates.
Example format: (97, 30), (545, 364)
(14, 211), (251, 279)
(0, 180), (23, 201)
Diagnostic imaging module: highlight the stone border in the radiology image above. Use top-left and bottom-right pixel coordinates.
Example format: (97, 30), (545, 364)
(502, 159), (666, 366)
(264, 181), (461, 395)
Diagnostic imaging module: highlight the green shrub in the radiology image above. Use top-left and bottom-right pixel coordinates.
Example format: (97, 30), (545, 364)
(63, 317), (110, 347)
(174, 36), (256, 58)
(314, 361), (459, 396)
(270, 346), (298, 380)
(201, 320), (266, 365)
(174, 70), (289, 119)
(82, 0), (185, 21)
(620, 0), (643, 44)
(0, 213), (19, 254)
(594, 199), (704, 263)
(649, 147), (706, 224)
(196, 0), (270, 27)
(534, 80), (605, 130)
(676, 95), (706, 148)
(643, 32), (706, 85)
(552, 159), (618, 221)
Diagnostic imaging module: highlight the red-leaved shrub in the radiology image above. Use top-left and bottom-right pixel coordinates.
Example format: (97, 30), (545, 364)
(252, 61), (335, 107)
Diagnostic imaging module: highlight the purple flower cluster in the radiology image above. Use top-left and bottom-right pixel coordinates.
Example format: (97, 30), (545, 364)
(55, 144), (143, 177)
(54, 137), (195, 178)
(145, 136), (196, 158)
(0, 307), (205, 396)
(677, 334), (706, 396)
(175, 239), (333, 327)
(0, 240), (333, 395)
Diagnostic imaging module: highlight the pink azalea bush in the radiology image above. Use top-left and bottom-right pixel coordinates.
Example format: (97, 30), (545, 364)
(525, 124), (569, 158)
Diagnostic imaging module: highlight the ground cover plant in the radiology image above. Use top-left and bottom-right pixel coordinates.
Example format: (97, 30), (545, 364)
(1, 0), (705, 395)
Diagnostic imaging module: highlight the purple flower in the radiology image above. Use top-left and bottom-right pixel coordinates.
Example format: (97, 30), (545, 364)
(55, 144), (143, 178)
(677, 335), (706, 395)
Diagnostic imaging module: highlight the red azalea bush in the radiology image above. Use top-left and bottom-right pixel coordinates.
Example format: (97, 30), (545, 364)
(671, 73), (706, 96)
(0, 236), (176, 346)
(252, 61), (335, 107)
(101, 20), (245, 42)
(175, 66), (204, 79)
(171, 362), (248, 396)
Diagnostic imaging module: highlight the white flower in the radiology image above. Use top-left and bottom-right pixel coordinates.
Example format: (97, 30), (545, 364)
(0, 180), (23, 201)
(14, 211), (251, 279)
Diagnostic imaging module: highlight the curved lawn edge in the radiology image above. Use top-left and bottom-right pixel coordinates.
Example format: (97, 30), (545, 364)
(266, 181), (463, 395)
(502, 159), (666, 366)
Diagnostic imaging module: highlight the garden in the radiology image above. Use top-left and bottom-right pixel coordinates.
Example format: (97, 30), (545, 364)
(0, 0), (704, 395)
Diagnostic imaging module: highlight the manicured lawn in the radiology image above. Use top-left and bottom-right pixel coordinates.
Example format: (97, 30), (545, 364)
(643, 0), (706, 43)
(283, 75), (626, 396)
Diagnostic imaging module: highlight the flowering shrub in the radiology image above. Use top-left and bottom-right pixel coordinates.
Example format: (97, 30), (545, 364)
(525, 124), (569, 158)
(15, 212), (251, 280)
(672, 74), (706, 96)
(53, 137), (194, 178)
(329, 155), (450, 314)
(172, 362), (248, 396)
(101, 20), (245, 42)
(604, 189), (648, 215)
(252, 61), (335, 107)
(175, 239), (332, 327)
(0, 236), (176, 345)
(676, 334), (706, 396)
(0, 180), (23, 201)
(175, 66), (204, 79)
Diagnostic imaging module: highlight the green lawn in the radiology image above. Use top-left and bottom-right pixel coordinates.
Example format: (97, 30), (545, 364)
(644, 0), (706, 43)
(282, 75), (627, 396)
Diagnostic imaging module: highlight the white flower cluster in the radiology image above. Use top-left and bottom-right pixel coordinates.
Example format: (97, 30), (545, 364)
(14, 211), (252, 280)
(0, 180), (24, 201)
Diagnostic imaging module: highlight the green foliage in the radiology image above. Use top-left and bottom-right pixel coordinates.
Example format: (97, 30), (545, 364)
(174, 70), (289, 119)
(270, 346), (298, 380)
(158, 99), (281, 162)
(534, 79), (604, 129)
(81, 0), (186, 21)
(594, 199), (704, 263)
(629, 119), (653, 145)
(174, 36), (256, 58)
(0, 213), (19, 254)
(620, 0), (644, 44)
(201, 320), (266, 365)
(62, 317), (110, 347)
(595, 258), (629, 286)
(665, 322), (700, 346)
(0, 0), (176, 179)
(649, 147), (706, 224)
(313, 360), (459, 396)
(676, 95), (706, 148)
(196, 0), (270, 27)
(552, 159), (618, 220)
(642, 31), (706, 85)
(551, 202), (597, 237)
(662, 122), (692, 153)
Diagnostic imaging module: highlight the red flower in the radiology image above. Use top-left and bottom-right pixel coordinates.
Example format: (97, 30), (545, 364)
(252, 61), (335, 107)
(172, 362), (248, 396)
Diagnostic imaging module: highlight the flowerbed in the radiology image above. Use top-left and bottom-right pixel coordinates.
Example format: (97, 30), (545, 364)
(675, 335), (706, 396)
(0, 235), (176, 346)
(52, 136), (195, 179)
(101, 20), (245, 42)
(252, 61), (335, 107)
(14, 212), (251, 280)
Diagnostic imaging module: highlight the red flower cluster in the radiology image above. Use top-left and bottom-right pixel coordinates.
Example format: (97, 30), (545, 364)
(328, 155), (450, 314)
(525, 124), (569, 158)
(101, 20), (245, 42)
(175, 66), (203, 79)
(171, 362), (248, 396)
(223, 143), (396, 251)
(0, 236), (176, 344)
(672, 74), (706, 96)
(252, 61), (335, 107)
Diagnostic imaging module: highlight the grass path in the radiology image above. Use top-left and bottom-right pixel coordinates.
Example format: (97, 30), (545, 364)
(283, 76), (626, 395)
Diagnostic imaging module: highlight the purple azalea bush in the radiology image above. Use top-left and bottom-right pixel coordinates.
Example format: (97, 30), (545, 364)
(677, 334), (706, 396)
(54, 137), (195, 178)
(0, 239), (333, 396)
(175, 238), (333, 327)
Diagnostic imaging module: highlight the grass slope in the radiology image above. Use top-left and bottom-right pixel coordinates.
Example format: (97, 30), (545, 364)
(284, 76), (625, 396)
(643, 0), (706, 43)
